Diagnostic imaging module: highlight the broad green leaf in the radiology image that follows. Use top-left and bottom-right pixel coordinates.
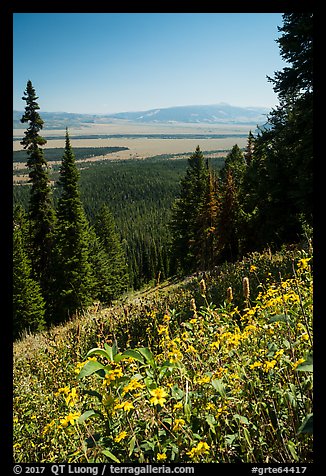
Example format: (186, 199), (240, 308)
(121, 349), (145, 364)
(86, 348), (112, 361)
(211, 378), (226, 397)
(137, 347), (156, 368)
(77, 360), (105, 379)
(103, 344), (114, 362)
(298, 413), (313, 434)
(78, 410), (100, 424)
(102, 448), (121, 463)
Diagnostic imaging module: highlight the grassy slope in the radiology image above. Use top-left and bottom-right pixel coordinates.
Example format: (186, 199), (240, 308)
(13, 246), (313, 463)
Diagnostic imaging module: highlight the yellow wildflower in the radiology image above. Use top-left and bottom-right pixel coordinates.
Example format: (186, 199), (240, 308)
(114, 401), (134, 412)
(55, 386), (70, 397)
(185, 345), (197, 354)
(65, 387), (78, 407)
(149, 387), (168, 406)
(249, 361), (263, 369)
(186, 441), (210, 459)
(103, 367), (123, 386)
(297, 258), (311, 270)
(250, 265), (257, 272)
(195, 375), (211, 385)
(122, 378), (145, 395)
(157, 452), (167, 461)
(263, 360), (277, 372)
(114, 431), (128, 442)
(42, 419), (56, 436)
(292, 358), (305, 370)
(173, 418), (186, 431)
(58, 412), (81, 429)
(173, 402), (182, 410)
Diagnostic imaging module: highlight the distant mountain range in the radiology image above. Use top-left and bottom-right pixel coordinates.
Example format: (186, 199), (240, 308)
(13, 103), (270, 129)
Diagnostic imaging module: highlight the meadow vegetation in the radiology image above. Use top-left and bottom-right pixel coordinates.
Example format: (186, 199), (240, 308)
(13, 246), (313, 463)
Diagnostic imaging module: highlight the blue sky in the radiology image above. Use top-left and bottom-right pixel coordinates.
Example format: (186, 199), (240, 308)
(13, 13), (286, 114)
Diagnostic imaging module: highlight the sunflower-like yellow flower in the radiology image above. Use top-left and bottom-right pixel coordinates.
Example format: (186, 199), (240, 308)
(186, 441), (210, 460)
(149, 387), (168, 406)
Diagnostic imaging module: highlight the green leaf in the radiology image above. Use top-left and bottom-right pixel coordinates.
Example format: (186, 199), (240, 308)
(121, 349), (145, 364)
(103, 344), (114, 362)
(77, 360), (105, 379)
(171, 384), (184, 400)
(287, 440), (299, 461)
(86, 348), (112, 361)
(298, 413), (313, 434)
(243, 427), (252, 448)
(268, 314), (291, 324)
(102, 448), (121, 463)
(128, 435), (136, 457)
(205, 414), (216, 434)
(81, 389), (103, 401)
(78, 410), (101, 424)
(211, 379), (226, 397)
(296, 354), (313, 372)
(225, 434), (237, 446)
(137, 347), (156, 368)
(233, 414), (249, 425)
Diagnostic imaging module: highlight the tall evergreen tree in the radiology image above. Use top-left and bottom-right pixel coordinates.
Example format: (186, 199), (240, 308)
(244, 130), (255, 166)
(20, 80), (56, 318)
(249, 13), (313, 247)
(193, 169), (220, 270)
(54, 129), (94, 322)
(94, 204), (129, 302)
(169, 146), (209, 274)
(13, 206), (46, 339)
(217, 169), (240, 262)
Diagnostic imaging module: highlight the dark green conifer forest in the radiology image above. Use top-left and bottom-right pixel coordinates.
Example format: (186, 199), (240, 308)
(13, 13), (312, 338)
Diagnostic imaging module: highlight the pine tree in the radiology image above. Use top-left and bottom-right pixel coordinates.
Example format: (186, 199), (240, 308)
(13, 206), (46, 339)
(94, 204), (129, 303)
(169, 146), (209, 274)
(54, 129), (94, 322)
(20, 80), (56, 319)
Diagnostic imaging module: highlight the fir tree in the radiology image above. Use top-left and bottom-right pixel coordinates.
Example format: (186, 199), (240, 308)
(244, 130), (255, 166)
(13, 206), (46, 339)
(193, 169), (220, 270)
(20, 80), (56, 319)
(217, 169), (240, 262)
(93, 204), (129, 303)
(169, 146), (209, 274)
(54, 129), (94, 322)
